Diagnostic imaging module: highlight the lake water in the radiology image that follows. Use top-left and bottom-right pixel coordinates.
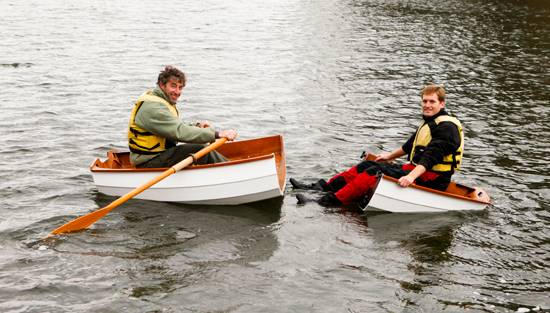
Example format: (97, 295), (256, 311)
(0, 0), (549, 312)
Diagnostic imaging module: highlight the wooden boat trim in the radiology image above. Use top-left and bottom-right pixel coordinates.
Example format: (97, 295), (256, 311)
(90, 154), (275, 172)
(380, 175), (491, 205)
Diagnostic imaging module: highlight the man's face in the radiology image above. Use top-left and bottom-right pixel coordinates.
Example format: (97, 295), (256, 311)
(159, 77), (184, 104)
(421, 93), (445, 117)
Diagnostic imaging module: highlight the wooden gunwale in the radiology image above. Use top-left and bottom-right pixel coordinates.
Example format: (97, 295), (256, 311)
(90, 154), (275, 172)
(380, 175), (490, 205)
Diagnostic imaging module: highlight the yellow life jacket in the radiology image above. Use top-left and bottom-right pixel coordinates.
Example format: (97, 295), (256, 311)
(128, 90), (179, 155)
(409, 115), (464, 173)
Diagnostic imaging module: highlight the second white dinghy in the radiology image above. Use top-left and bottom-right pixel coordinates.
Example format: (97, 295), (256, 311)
(363, 174), (491, 213)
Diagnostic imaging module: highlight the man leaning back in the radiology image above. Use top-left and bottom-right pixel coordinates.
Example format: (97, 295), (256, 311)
(291, 84), (464, 206)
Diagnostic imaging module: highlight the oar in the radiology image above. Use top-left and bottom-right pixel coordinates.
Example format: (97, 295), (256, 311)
(50, 138), (228, 235)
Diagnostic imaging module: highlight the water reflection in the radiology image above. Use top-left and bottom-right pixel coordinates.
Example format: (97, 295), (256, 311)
(365, 212), (463, 263)
(37, 195), (282, 300)
(82, 194), (283, 259)
(361, 212), (472, 310)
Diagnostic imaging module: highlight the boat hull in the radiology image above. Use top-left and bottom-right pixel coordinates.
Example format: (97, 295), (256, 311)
(364, 175), (490, 213)
(91, 135), (286, 205)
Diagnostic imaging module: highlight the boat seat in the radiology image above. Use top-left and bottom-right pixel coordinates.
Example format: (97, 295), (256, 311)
(106, 151), (123, 169)
(106, 150), (135, 169)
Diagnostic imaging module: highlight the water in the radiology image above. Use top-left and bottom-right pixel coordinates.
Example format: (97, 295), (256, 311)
(1, 0), (548, 312)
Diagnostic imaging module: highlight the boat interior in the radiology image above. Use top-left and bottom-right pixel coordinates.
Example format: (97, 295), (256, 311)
(90, 135), (287, 190)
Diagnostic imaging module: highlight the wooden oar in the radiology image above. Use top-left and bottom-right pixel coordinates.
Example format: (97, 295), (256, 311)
(50, 138), (228, 235)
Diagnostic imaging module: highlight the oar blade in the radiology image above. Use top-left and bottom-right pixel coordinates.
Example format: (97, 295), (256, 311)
(50, 206), (113, 235)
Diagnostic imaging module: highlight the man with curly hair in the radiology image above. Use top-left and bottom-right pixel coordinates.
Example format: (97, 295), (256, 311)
(128, 66), (237, 168)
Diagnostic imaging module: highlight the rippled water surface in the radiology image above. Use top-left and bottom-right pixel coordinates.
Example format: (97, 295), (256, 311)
(1, 0), (549, 312)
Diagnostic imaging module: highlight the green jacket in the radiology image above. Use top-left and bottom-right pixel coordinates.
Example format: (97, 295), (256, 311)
(129, 87), (216, 165)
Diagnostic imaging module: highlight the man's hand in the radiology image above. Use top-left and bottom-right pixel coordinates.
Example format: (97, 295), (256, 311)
(218, 129), (238, 141)
(397, 174), (415, 187)
(196, 120), (211, 128)
(397, 164), (426, 188)
(375, 152), (393, 162)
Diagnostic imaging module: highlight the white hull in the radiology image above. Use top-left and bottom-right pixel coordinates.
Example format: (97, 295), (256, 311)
(92, 155), (285, 205)
(365, 175), (490, 213)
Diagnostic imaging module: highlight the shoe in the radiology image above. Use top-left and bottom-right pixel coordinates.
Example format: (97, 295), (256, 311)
(296, 192), (342, 207)
(295, 193), (312, 204)
(317, 193), (342, 206)
(290, 178), (328, 191)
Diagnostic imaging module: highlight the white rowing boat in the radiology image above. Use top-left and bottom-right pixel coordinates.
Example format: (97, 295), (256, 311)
(363, 174), (491, 213)
(359, 152), (490, 213)
(90, 135), (286, 205)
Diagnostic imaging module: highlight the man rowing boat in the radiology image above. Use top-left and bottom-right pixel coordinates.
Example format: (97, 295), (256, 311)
(291, 84), (464, 206)
(128, 66), (237, 168)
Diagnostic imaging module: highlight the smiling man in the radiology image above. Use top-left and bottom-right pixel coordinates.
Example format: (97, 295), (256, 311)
(128, 66), (237, 168)
(291, 84), (464, 206)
